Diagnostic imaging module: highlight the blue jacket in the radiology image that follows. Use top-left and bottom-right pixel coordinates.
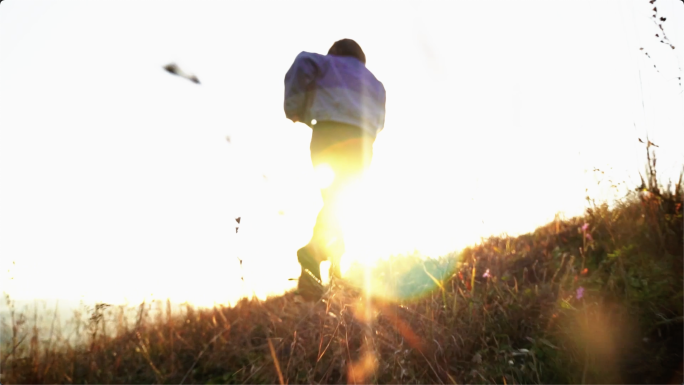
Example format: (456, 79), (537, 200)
(284, 52), (386, 137)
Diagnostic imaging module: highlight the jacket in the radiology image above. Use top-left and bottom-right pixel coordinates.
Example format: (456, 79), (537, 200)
(284, 51), (386, 137)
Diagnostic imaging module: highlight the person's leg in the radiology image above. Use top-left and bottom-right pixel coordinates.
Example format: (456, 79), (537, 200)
(325, 137), (373, 279)
(297, 130), (344, 281)
(298, 122), (374, 282)
(297, 122), (374, 280)
(310, 175), (347, 278)
(297, 198), (342, 281)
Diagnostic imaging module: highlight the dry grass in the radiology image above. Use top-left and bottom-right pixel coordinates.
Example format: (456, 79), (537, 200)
(1, 151), (682, 384)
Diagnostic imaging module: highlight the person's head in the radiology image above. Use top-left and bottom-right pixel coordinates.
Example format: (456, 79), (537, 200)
(328, 39), (366, 65)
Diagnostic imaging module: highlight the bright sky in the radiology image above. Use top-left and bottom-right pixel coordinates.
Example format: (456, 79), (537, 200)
(1, 0), (682, 308)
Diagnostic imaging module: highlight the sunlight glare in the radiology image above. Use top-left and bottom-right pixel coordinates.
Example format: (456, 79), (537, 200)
(320, 261), (331, 283)
(336, 176), (385, 274)
(313, 163), (335, 189)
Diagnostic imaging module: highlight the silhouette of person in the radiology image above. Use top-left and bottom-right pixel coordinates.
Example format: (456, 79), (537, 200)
(284, 39), (386, 300)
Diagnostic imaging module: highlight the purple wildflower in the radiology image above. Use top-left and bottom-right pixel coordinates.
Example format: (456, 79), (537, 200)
(576, 286), (585, 300)
(581, 223), (589, 232)
(482, 269), (491, 278)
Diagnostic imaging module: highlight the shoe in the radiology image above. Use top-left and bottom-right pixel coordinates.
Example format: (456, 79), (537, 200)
(296, 268), (323, 302)
(297, 247), (322, 281)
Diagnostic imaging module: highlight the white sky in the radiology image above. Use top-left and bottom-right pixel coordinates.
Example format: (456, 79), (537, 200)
(1, 0), (683, 308)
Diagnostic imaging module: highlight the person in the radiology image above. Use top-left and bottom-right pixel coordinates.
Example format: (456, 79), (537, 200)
(284, 39), (386, 300)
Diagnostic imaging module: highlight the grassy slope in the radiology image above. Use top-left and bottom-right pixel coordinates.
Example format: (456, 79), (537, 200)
(1, 161), (682, 384)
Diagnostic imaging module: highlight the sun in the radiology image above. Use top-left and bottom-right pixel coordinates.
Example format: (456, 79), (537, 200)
(313, 163), (336, 189)
(332, 176), (387, 276)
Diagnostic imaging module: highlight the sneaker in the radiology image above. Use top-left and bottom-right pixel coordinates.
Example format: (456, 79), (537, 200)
(296, 268), (323, 302)
(297, 247), (322, 281)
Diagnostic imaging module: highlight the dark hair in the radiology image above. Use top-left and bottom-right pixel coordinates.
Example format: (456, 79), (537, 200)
(328, 39), (366, 64)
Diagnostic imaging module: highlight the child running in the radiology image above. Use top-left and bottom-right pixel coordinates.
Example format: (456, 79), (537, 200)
(283, 39), (386, 300)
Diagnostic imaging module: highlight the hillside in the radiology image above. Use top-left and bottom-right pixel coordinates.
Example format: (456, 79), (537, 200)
(1, 160), (682, 384)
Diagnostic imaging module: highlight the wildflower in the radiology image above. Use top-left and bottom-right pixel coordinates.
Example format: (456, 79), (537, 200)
(585, 233), (593, 241)
(576, 286), (585, 300)
(482, 269), (491, 278)
(581, 223), (589, 232)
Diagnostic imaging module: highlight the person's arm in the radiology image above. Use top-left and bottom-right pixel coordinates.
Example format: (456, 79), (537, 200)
(376, 82), (387, 134)
(284, 52), (319, 123)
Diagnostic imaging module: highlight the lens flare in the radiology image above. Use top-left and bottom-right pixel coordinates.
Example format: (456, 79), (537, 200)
(313, 163), (335, 189)
(335, 178), (381, 272)
(329, 176), (457, 302)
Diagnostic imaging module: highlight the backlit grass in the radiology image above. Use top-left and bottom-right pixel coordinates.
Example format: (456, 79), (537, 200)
(1, 149), (681, 384)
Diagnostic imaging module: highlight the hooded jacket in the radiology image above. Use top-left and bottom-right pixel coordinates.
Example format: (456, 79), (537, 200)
(284, 51), (386, 137)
